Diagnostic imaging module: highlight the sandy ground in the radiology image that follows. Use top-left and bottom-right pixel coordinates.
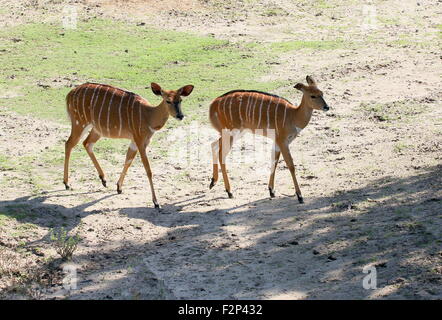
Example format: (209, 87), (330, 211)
(0, 0), (441, 299)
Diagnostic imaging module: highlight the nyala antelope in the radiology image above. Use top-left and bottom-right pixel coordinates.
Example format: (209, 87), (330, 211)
(209, 75), (329, 203)
(64, 82), (194, 208)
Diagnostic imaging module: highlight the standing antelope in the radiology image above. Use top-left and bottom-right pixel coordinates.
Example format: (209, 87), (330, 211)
(64, 82), (194, 208)
(208, 75), (329, 203)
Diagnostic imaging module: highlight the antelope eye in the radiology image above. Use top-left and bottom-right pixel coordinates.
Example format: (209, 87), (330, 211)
(166, 101), (172, 104)
(311, 95), (316, 99)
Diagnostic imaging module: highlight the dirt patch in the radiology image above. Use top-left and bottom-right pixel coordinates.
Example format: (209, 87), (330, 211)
(1, 100), (440, 299)
(0, 112), (66, 157)
(1, 0), (441, 300)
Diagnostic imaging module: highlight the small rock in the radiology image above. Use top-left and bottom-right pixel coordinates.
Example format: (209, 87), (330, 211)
(32, 248), (45, 257)
(389, 277), (406, 285)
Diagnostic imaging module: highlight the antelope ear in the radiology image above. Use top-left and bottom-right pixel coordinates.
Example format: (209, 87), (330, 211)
(151, 82), (162, 96)
(294, 83), (305, 91)
(306, 75), (316, 86)
(178, 85), (194, 97)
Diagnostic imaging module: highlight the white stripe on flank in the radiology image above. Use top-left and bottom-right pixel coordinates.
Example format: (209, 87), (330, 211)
(70, 89), (76, 117)
(82, 86), (89, 123)
(71, 88), (79, 111)
(131, 97), (137, 135)
(90, 85), (99, 125)
(238, 95), (243, 126)
(148, 126), (155, 134)
(275, 98), (280, 136)
(98, 87), (110, 134)
(107, 89), (115, 136)
(228, 94), (234, 126)
(127, 95), (133, 132)
(250, 93), (257, 125)
(245, 93), (252, 124)
(118, 92), (125, 137)
(250, 93), (256, 124)
(72, 87), (80, 120)
(266, 97), (272, 129)
(246, 94), (251, 123)
(221, 96), (229, 124)
(257, 95), (264, 128)
(73, 87), (80, 109)
(250, 94), (255, 126)
(92, 86), (102, 126)
(282, 102), (288, 128)
(76, 87), (84, 120)
(139, 101), (142, 136)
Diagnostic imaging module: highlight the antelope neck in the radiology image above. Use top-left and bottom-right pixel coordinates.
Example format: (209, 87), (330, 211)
(290, 95), (313, 129)
(142, 100), (170, 131)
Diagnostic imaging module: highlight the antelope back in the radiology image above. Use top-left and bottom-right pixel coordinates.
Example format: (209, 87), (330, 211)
(66, 83), (147, 139)
(209, 90), (295, 137)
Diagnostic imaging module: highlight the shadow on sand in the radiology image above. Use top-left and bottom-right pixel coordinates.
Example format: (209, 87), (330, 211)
(0, 165), (440, 299)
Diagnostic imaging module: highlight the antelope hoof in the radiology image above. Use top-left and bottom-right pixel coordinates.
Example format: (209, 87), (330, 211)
(296, 193), (304, 204)
(63, 182), (70, 190)
(226, 190), (233, 199)
(209, 178), (216, 189)
(117, 186), (122, 194)
(99, 176), (107, 188)
(269, 187), (275, 198)
(154, 202), (160, 209)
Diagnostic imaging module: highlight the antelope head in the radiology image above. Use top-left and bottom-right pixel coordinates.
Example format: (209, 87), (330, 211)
(151, 82), (194, 120)
(294, 76), (330, 112)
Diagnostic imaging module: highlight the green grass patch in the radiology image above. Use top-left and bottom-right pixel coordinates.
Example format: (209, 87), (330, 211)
(0, 19), (282, 125)
(387, 33), (437, 48)
(393, 142), (410, 154)
(0, 154), (16, 171)
(261, 7), (289, 17)
(314, 0), (335, 9)
(270, 39), (351, 52)
(377, 17), (400, 26)
(359, 101), (426, 122)
(0, 18), (354, 175)
(0, 204), (37, 223)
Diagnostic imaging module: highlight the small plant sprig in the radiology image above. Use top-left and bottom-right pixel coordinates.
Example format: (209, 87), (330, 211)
(50, 227), (80, 261)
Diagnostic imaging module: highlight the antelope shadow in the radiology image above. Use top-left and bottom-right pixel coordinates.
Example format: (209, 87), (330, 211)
(14, 164), (439, 299)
